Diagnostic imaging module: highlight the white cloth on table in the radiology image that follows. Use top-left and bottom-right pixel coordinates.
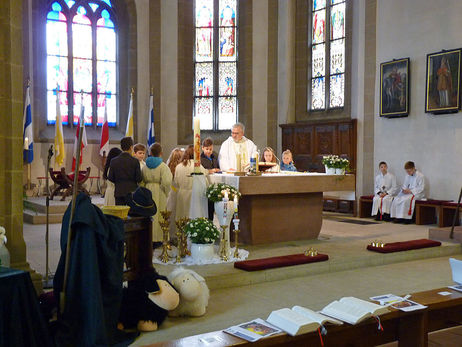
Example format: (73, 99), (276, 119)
(371, 172), (398, 216)
(218, 136), (257, 172)
(390, 170), (425, 219)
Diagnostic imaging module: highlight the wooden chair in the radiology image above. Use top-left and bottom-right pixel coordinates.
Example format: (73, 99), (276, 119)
(49, 167), (91, 201)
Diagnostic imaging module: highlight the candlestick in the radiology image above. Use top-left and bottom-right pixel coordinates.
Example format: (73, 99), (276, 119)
(193, 117), (201, 173)
(24, 137), (29, 150)
(236, 152), (241, 172)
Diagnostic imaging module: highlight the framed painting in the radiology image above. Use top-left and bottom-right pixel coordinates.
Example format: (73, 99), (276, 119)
(380, 58), (410, 118)
(425, 49), (461, 114)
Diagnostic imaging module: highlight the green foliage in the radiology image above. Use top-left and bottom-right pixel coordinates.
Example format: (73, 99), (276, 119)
(185, 217), (221, 244)
(205, 183), (241, 203)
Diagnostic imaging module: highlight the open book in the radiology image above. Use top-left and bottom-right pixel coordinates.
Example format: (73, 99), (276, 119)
(320, 297), (389, 325)
(266, 306), (342, 336)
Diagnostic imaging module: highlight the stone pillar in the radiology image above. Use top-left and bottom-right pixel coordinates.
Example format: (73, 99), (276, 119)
(0, 0), (42, 293)
(277, 0), (296, 155)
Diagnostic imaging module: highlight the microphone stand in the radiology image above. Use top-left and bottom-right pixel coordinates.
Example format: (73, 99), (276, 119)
(44, 145), (53, 288)
(450, 187), (462, 239)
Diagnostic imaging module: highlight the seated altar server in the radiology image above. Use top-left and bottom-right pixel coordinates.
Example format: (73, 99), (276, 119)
(218, 123), (257, 172)
(390, 161), (425, 223)
(371, 161), (398, 221)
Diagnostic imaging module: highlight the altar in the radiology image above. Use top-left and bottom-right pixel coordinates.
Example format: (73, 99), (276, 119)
(209, 173), (355, 245)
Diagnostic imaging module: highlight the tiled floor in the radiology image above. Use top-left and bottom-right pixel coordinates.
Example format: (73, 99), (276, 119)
(22, 213), (462, 346)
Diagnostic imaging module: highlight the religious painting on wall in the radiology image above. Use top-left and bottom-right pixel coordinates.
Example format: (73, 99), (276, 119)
(379, 58), (410, 118)
(425, 49), (461, 114)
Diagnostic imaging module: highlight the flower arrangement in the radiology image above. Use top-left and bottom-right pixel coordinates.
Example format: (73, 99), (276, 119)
(0, 226), (6, 244)
(184, 217), (221, 244)
(322, 155), (349, 170)
(205, 183), (241, 203)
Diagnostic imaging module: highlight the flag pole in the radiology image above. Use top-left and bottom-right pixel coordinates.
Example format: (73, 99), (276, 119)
(60, 90), (85, 313)
(25, 79), (32, 192)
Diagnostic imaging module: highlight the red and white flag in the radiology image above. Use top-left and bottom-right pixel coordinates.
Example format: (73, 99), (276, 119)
(99, 101), (109, 156)
(72, 103), (88, 171)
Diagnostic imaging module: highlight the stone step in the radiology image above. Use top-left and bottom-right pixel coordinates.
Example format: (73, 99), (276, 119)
(155, 239), (462, 291)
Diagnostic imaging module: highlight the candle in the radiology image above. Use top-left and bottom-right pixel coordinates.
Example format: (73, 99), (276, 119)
(234, 195), (238, 213)
(24, 137), (29, 150)
(193, 117), (201, 173)
(223, 190), (229, 201)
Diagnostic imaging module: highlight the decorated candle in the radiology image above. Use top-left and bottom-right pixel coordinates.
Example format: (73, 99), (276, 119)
(193, 117), (201, 173)
(234, 195), (238, 213)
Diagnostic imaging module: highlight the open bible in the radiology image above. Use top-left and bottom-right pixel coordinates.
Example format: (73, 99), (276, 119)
(320, 297), (389, 325)
(266, 306), (342, 336)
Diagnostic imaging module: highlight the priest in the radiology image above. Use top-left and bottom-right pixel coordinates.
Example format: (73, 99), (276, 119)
(390, 161), (425, 224)
(371, 161), (398, 221)
(219, 122), (257, 172)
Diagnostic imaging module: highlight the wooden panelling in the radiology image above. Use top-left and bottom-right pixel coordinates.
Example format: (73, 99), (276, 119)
(280, 119), (357, 173)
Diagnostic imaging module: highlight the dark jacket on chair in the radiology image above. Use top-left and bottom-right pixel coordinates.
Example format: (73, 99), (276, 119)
(108, 152), (142, 198)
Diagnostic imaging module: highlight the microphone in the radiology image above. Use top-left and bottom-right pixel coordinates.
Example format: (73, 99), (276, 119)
(48, 145), (54, 160)
(274, 155), (281, 173)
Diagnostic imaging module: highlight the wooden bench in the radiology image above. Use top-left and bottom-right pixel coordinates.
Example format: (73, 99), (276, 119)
(359, 195), (450, 225)
(438, 202), (462, 228)
(146, 287), (462, 347)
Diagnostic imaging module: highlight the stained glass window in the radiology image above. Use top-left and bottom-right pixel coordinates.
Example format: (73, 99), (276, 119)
(46, 0), (117, 126)
(309, 0), (346, 110)
(194, 0), (238, 130)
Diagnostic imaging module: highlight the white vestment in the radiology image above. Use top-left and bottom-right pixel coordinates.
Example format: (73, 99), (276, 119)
(218, 136), (257, 172)
(390, 171), (425, 219)
(371, 172), (398, 216)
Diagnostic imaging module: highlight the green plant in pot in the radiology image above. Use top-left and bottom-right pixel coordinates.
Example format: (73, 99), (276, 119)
(185, 218), (221, 261)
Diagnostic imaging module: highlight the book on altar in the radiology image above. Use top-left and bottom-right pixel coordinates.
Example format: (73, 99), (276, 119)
(319, 297), (389, 325)
(266, 306), (343, 336)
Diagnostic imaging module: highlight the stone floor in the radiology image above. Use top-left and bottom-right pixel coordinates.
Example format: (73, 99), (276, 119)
(22, 212), (462, 346)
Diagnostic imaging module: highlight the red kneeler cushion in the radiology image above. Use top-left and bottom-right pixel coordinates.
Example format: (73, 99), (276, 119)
(234, 253), (329, 271)
(367, 239), (441, 253)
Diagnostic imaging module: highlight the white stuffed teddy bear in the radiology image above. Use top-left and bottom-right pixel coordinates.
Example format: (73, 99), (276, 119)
(167, 267), (210, 317)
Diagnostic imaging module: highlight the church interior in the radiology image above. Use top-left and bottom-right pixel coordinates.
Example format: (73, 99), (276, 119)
(2, 0), (462, 345)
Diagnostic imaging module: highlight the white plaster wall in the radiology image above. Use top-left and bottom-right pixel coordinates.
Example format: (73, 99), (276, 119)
(375, 0), (462, 200)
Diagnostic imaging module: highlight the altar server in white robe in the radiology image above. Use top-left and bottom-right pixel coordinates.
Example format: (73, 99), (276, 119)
(390, 161), (425, 223)
(219, 123), (257, 172)
(371, 161), (398, 221)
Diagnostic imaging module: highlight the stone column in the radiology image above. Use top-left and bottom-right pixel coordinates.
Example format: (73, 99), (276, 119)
(0, 0), (42, 293)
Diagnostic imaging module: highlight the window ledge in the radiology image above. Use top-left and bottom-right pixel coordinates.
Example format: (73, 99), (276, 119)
(37, 125), (125, 144)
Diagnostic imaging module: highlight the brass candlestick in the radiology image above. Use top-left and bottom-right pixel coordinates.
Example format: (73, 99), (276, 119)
(175, 217), (190, 258)
(219, 225), (229, 261)
(158, 210), (172, 263)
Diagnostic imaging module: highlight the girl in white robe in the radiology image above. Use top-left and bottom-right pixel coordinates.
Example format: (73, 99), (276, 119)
(142, 143), (172, 242)
(371, 162), (398, 220)
(103, 147), (122, 206)
(390, 161), (425, 222)
(172, 145), (208, 220)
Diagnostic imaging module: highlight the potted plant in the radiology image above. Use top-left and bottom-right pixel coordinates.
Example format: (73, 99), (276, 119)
(336, 158), (350, 175)
(184, 217), (221, 261)
(205, 183), (241, 202)
(322, 155), (338, 175)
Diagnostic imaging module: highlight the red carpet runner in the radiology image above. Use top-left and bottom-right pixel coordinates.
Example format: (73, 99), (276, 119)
(234, 253), (329, 271)
(367, 239), (441, 253)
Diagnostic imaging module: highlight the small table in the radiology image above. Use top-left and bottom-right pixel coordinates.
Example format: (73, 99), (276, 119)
(0, 267), (51, 346)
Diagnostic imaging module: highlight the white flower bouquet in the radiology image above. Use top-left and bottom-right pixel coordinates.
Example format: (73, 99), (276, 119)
(322, 155), (349, 170)
(205, 183), (241, 203)
(184, 217), (221, 244)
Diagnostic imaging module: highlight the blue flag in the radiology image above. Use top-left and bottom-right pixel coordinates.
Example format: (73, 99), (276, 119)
(23, 85), (33, 163)
(147, 94), (155, 147)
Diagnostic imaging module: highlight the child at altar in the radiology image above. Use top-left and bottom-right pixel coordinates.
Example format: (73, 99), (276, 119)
(280, 149), (297, 172)
(142, 142), (172, 243)
(261, 147), (279, 173)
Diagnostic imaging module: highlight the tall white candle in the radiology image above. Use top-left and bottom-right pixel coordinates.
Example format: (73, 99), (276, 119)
(193, 117), (201, 173)
(24, 137), (29, 150)
(234, 195), (238, 213)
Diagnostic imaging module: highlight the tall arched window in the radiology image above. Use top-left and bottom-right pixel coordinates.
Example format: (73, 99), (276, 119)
(194, 0), (238, 130)
(46, 0), (117, 127)
(310, 0), (345, 110)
